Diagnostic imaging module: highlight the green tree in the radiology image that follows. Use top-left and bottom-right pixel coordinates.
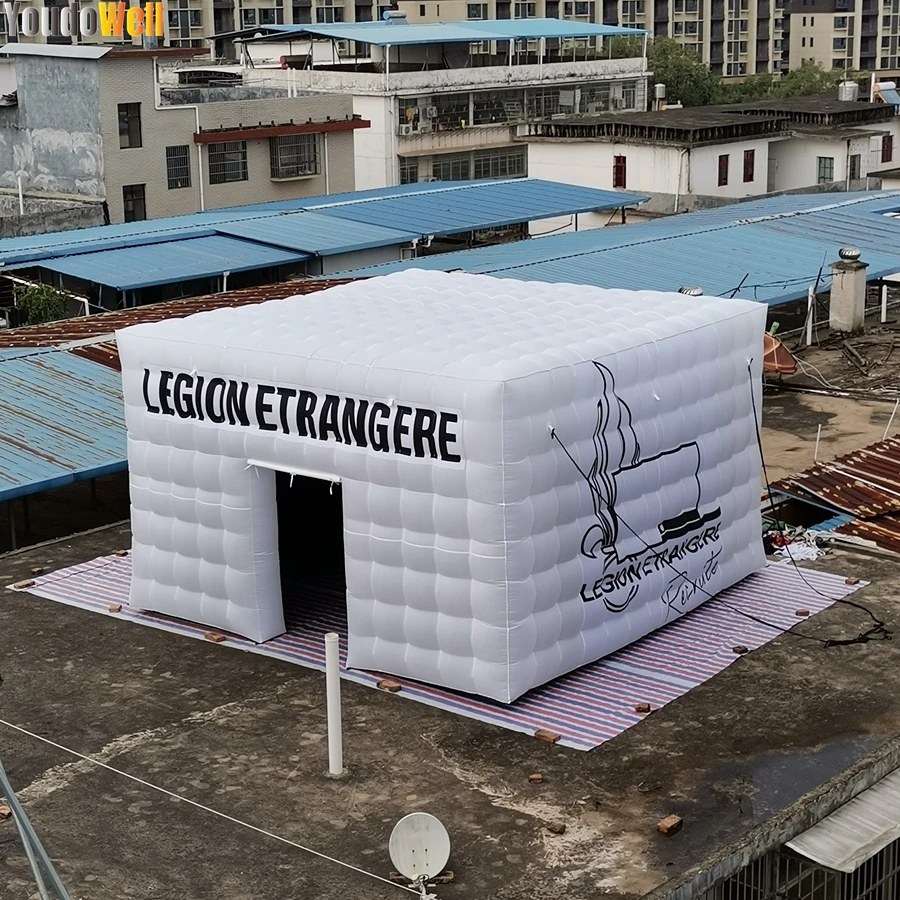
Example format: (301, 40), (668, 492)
(605, 35), (645, 60)
(771, 60), (861, 98)
(648, 38), (717, 107)
(15, 283), (70, 326)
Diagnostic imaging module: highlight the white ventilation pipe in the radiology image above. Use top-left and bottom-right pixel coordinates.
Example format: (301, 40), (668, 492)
(324, 632), (344, 777)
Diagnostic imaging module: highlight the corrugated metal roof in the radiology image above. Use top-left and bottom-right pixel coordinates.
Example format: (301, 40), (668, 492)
(23, 236), (309, 291)
(241, 19), (645, 46)
(317, 180), (648, 235)
(0, 279), (358, 500)
(215, 211), (418, 254)
(0, 349), (127, 503)
(332, 191), (900, 306)
(787, 766), (900, 873)
(773, 437), (900, 554)
(0, 180), (647, 289)
(0, 278), (357, 349)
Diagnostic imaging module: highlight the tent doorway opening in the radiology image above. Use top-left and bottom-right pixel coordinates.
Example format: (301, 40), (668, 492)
(275, 470), (347, 634)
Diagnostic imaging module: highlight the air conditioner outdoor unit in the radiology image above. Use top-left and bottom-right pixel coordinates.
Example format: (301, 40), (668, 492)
(426, 106), (438, 117)
(399, 124), (413, 135)
(418, 122), (433, 133)
(335, 39), (350, 54)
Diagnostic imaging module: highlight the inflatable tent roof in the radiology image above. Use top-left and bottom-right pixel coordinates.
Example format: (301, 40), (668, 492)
(118, 270), (767, 702)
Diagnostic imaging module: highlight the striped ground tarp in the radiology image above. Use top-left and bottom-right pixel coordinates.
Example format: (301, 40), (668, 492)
(10, 556), (863, 750)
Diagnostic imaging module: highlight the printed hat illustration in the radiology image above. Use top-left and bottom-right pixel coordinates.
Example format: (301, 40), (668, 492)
(580, 362), (715, 562)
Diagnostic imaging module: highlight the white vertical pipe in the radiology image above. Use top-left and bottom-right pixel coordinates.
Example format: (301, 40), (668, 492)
(883, 399), (899, 441)
(16, 175), (23, 215)
(806, 285), (815, 347)
(814, 424), (822, 462)
(882, 282), (889, 323)
(324, 632), (343, 776)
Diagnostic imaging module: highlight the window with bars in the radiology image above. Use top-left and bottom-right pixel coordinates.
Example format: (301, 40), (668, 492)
(613, 155), (626, 188)
(166, 145), (191, 190)
(472, 146), (526, 179)
(269, 133), (319, 179)
(399, 161), (419, 184)
(122, 184), (146, 222)
(818, 155), (835, 183)
(118, 103), (142, 149)
(467, 2), (487, 14)
(242, 8), (256, 23)
(433, 155), (470, 181)
(884, 134), (894, 163)
(208, 141), (248, 184)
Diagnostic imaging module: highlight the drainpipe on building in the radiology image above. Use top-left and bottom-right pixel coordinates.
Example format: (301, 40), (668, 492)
(846, 138), (852, 191)
(16, 174), (23, 215)
(674, 148), (689, 213)
(323, 132), (330, 194)
(153, 57), (205, 212)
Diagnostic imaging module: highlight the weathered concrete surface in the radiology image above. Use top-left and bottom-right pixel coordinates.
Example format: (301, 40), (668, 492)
(1, 518), (899, 900)
(0, 198), (104, 237)
(0, 56), (104, 198)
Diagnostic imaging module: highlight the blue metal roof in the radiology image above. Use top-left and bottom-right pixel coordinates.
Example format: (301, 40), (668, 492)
(314, 180), (648, 235)
(0, 349), (126, 502)
(331, 191), (900, 306)
(215, 210), (418, 254)
(28, 236), (309, 291)
(881, 88), (900, 106)
(0, 179), (646, 289)
(240, 19), (646, 46)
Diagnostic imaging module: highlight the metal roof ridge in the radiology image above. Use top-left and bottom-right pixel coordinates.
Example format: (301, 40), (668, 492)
(731, 190), (900, 225)
(300, 179), (524, 211)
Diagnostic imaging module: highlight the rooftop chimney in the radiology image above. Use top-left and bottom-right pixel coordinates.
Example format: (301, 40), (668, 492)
(829, 248), (868, 335)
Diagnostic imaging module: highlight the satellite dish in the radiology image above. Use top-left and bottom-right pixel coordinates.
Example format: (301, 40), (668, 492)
(389, 813), (451, 891)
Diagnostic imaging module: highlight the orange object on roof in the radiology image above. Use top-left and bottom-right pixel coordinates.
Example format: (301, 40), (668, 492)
(763, 332), (797, 375)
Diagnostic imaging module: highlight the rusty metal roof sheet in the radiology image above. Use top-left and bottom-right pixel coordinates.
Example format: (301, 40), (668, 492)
(0, 279), (356, 351)
(773, 437), (900, 555)
(773, 438), (900, 518)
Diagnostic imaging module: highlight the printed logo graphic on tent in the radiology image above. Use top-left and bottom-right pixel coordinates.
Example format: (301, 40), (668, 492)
(578, 362), (723, 618)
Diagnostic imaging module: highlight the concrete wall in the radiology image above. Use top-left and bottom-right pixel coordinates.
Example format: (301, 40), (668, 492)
(97, 56), (358, 223)
(690, 138), (772, 199)
(352, 95), (393, 189)
(768, 136), (854, 192)
(0, 198), (104, 237)
(0, 56), (104, 199)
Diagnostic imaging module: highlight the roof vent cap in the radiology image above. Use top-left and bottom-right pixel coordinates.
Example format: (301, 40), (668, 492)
(678, 286), (703, 296)
(839, 247), (861, 261)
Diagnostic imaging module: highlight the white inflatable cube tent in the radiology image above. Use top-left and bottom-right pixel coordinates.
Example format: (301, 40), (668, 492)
(117, 270), (767, 704)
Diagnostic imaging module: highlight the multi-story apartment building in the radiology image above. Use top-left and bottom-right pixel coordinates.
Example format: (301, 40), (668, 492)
(784, 0), (900, 77)
(236, 18), (651, 188)
(0, 43), (366, 222)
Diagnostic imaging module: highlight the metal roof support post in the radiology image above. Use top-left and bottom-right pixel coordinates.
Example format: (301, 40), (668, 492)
(641, 33), (648, 75)
(539, 36), (544, 81)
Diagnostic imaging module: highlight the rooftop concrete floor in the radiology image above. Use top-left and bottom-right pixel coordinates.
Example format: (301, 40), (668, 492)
(2, 394), (900, 900)
(1, 522), (899, 900)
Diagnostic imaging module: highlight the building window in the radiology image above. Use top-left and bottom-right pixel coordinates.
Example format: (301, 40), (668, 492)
(743, 148), (755, 183)
(433, 155), (470, 181)
(514, 1), (536, 14)
(835, 14), (848, 25)
(260, 7), (284, 23)
(242, 7), (256, 24)
(467, 2), (487, 14)
(817, 156), (834, 183)
(122, 184), (146, 222)
(718, 153), (729, 186)
(166, 145), (191, 189)
(399, 161), (419, 184)
(834, 36), (847, 49)
(316, 5), (344, 21)
(270, 133), (319, 179)
(473, 146), (526, 179)
(884, 134), (894, 164)
(208, 141), (248, 184)
(613, 154), (627, 189)
(117, 103), (142, 149)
